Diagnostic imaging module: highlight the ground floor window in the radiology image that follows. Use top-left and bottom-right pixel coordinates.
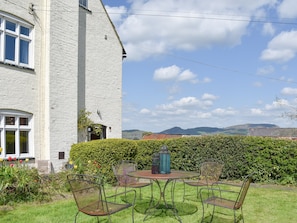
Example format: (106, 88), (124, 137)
(0, 110), (33, 159)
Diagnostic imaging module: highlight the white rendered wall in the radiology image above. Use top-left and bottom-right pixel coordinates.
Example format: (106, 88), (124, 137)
(78, 1), (123, 139)
(0, 0), (123, 172)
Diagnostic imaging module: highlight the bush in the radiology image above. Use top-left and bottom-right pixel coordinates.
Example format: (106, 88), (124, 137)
(0, 157), (43, 205)
(70, 136), (297, 185)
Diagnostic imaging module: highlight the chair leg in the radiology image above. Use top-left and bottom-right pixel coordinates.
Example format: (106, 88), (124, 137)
(139, 187), (142, 200)
(149, 183), (154, 205)
(233, 210), (236, 223)
(210, 205), (215, 222)
(241, 207), (244, 223)
(74, 211), (79, 223)
(201, 201), (206, 223)
(114, 185), (119, 202)
(183, 181), (186, 201)
(196, 185), (199, 199)
(132, 206), (135, 223)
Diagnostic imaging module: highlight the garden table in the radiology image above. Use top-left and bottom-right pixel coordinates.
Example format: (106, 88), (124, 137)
(128, 170), (199, 222)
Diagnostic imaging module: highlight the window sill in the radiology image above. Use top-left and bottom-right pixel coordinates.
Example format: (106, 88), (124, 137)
(79, 5), (92, 13)
(0, 61), (35, 72)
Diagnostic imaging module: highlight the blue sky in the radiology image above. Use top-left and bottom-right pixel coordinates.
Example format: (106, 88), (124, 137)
(102, 0), (297, 132)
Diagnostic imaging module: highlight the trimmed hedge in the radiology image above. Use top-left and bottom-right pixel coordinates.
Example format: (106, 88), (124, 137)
(70, 136), (297, 185)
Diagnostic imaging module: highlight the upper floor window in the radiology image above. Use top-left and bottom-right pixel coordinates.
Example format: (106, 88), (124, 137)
(0, 13), (34, 69)
(79, 0), (88, 8)
(0, 110), (33, 159)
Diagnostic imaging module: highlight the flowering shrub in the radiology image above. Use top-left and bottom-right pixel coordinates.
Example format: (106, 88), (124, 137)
(68, 158), (104, 177)
(0, 155), (43, 205)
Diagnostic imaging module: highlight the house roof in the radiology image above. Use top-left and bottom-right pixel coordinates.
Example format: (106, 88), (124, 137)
(99, 0), (126, 58)
(142, 133), (182, 140)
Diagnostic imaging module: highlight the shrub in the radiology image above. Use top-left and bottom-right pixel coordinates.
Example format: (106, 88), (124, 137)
(0, 157), (43, 205)
(70, 136), (297, 185)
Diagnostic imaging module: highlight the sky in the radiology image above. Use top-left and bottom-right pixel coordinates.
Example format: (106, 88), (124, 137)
(101, 0), (297, 133)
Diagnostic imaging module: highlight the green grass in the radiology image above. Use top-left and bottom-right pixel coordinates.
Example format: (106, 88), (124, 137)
(0, 181), (297, 223)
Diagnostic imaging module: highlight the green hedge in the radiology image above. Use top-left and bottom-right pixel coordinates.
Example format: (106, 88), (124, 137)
(70, 136), (297, 185)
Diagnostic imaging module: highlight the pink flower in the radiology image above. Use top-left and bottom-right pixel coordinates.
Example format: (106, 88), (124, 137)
(8, 156), (12, 161)
(19, 160), (23, 164)
(10, 163), (14, 167)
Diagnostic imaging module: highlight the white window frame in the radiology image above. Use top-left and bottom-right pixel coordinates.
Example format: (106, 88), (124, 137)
(79, 0), (88, 8)
(0, 13), (34, 69)
(0, 110), (34, 159)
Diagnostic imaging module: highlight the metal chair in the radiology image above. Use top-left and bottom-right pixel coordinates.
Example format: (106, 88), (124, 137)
(112, 160), (153, 200)
(67, 174), (136, 223)
(200, 173), (254, 223)
(183, 161), (224, 201)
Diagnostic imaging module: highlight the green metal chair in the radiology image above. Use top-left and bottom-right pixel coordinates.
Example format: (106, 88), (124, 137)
(200, 173), (254, 223)
(183, 161), (224, 201)
(112, 160), (153, 200)
(67, 174), (136, 223)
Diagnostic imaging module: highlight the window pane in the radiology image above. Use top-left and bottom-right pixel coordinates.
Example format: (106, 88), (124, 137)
(6, 131), (15, 154)
(20, 26), (29, 36)
(5, 116), (15, 125)
(6, 20), (16, 31)
(79, 0), (88, 7)
(20, 131), (29, 153)
(20, 117), (29, 125)
(5, 35), (16, 61)
(20, 39), (29, 64)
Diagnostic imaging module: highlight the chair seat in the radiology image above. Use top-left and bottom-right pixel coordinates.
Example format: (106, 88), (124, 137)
(80, 201), (133, 216)
(204, 196), (242, 210)
(126, 182), (151, 188)
(184, 181), (208, 187)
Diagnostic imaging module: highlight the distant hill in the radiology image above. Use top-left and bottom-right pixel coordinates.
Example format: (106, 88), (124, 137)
(122, 123), (279, 139)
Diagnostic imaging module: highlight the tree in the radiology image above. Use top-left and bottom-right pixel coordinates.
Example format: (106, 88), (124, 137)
(276, 97), (297, 120)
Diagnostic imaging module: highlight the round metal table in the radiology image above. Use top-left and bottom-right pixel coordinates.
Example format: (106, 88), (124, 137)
(128, 170), (199, 222)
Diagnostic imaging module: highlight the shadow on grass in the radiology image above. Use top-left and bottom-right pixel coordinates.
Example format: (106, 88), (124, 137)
(130, 198), (198, 216)
(201, 211), (243, 223)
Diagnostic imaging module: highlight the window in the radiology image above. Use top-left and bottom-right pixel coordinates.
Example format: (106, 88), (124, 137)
(0, 13), (34, 68)
(79, 0), (88, 8)
(0, 111), (33, 159)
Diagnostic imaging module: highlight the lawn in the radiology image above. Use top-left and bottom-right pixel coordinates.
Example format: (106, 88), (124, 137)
(0, 181), (296, 223)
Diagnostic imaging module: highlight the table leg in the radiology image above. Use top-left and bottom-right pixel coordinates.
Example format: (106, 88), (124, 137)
(144, 179), (182, 222)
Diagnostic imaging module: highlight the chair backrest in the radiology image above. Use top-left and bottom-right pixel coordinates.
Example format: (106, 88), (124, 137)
(113, 160), (138, 185)
(67, 174), (107, 212)
(200, 161), (224, 184)
(234, 173), (253, 209)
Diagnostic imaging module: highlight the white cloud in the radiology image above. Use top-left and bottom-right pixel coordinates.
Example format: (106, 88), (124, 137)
(201, 93), (217, 100)
(260, 30), (297, 62)
(105, 6), (127, 25)
(153, 65), (180, 81)
(153, 65), (199, 83)
(195, 111), (212, 119)
(177, 70), (196, 82)
(262, 23), (275, 36)
(155, 95), (215, 114)
(281, 87), (297, 95)
(140, 108), (151, 114)
(212, 107), (236, 116)
(250, 108), (263, 115)
(277, 0), (297, 18)
(106, 0), (277, 61)
(265, 99), (289, 110)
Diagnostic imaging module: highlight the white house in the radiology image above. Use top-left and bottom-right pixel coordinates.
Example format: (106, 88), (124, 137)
(0, 0), (125, 172)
